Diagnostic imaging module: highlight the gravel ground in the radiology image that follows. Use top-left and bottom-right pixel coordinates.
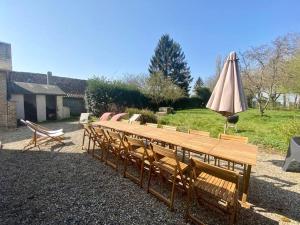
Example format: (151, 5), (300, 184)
(0, 121), (299, 225)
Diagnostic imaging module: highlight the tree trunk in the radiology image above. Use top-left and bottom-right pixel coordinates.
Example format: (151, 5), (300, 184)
(294, 95), (298, 109)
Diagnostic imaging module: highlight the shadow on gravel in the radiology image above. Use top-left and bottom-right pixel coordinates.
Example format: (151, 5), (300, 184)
(249, 175), (300, 223)
(267, 159), (300, 172)
(0, 148), (283, 225)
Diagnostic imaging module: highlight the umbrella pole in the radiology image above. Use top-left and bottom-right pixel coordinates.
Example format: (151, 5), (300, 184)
(224, 117), (228, 134)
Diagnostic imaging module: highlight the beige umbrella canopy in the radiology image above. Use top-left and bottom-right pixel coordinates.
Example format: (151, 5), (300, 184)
(206, 51), (247, 117)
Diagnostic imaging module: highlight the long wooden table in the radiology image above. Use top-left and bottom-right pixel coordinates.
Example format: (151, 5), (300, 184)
(93, 121), (257, 205)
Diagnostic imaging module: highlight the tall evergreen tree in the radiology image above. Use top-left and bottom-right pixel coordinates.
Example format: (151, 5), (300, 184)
(193, 76), (204, 96)
(149, 34), (193, 95)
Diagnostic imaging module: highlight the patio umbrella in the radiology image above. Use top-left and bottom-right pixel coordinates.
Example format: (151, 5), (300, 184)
(206, 51), (247, 117)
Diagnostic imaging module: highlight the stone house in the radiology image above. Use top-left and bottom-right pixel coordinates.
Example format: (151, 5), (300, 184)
(0, 42), (87, 128)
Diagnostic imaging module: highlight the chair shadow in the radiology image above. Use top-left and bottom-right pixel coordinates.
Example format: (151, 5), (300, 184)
(0, 148), (298, 225)
(267, 159), (300, 172)
(248, 175), (300, 223)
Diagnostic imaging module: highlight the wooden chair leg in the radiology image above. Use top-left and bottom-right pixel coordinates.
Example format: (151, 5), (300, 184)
(87, 135), (91, 153)
(147, 165), (152, 193)
(170, 173), (177, 211)
(81, 131), (86, 149)
(140, 161), (145, 188)
(123, 156), (128, 177)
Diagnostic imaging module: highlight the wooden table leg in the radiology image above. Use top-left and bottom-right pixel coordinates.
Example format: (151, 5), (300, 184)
(241, 165), (252, 208)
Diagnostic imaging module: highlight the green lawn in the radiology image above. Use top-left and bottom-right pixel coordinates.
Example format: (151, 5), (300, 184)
(159, 108), (300, 153)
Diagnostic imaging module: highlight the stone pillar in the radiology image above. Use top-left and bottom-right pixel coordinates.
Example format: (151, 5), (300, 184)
(7, 101), (17, 128)
(56, 96), (63, 120)
(0, 70), (16, 128)
(36, 95), (46, 122)
(10, 94), (25, 119)
(0, 71), (8, 127)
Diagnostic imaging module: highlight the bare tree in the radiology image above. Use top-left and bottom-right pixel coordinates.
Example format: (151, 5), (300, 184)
(122, 73), (148, 90)
(241, 33), (300, 115)
(205, 55), (223, 90)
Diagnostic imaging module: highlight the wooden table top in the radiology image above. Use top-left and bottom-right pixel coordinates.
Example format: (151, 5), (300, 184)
(93, 121), (257, 166)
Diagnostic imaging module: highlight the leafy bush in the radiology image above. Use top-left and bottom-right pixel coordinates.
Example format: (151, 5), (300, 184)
(171, 96), (206, 109)
(86, 77), (151, 116)
(126, 108), (157, 124)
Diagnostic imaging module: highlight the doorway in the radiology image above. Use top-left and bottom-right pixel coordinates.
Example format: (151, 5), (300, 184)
(46, 95), (57, 120)
(24, 95), (37, 122)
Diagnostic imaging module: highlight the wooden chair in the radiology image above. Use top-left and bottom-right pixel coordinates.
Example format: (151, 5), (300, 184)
(189, 129), (210, 137)
(123, 136), (153, 187)
(147, 143), (188, 210)
(106, 130), (127, 171)
(89, 126), (108, 161)
(81, 124), (94, 153)
(182, 129), (211, 162)
(146, 123), (158, 128)
(21, 119), (64, 151)
(217, 134), (248, 170)
(162, 125), (177, 131)
(219, 134), (248, 143)
(186, 157), (240, 225)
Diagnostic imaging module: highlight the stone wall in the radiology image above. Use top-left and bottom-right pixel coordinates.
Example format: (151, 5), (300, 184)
(0, 70), (17, 128)
(10, 94), (24, 119)
(63, 97), (86, 116)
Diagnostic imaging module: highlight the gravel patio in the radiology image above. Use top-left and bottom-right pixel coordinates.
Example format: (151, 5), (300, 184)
(0, 121), (299, 225)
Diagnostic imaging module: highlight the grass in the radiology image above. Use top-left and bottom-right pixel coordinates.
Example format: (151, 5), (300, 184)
(159, 108), (300, 153)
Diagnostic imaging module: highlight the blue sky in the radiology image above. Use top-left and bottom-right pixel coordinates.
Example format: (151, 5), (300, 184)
(1, 0), (299, 84)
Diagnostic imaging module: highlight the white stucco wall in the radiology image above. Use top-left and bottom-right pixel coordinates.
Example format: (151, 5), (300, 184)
(62, 106), (70, 119)
(10, 94), (24, 119)
(36, 95), (46, 122)
(56, 96), (63, 120)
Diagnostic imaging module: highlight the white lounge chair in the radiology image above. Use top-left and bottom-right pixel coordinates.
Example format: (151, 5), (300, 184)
(129, 114), (141, 124)
(79, 113), (91, 125)
(21, 119), (64, 151)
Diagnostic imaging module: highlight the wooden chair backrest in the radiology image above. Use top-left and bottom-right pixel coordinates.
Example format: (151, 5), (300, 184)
(89, 126), (102, 138)
(151, 143), (176, 160)
(125, 136), (144, 148)
(107, 130), (121, 140)
(125, 136), (154, 159)
(146, 123), (158, 128)
(190, 157), (239, 185)
(162, 125), (177, 131)
(189, 129), (210, 137)
(219, 133), (248, 144)
(107, 130), (125, 147)
(100, 128), (110, 142)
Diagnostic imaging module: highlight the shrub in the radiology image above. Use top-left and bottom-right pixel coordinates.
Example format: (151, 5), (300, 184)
(86, 77), (151, 116)
(171, 96), (205, 109)
(126, 108), (157, 124)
